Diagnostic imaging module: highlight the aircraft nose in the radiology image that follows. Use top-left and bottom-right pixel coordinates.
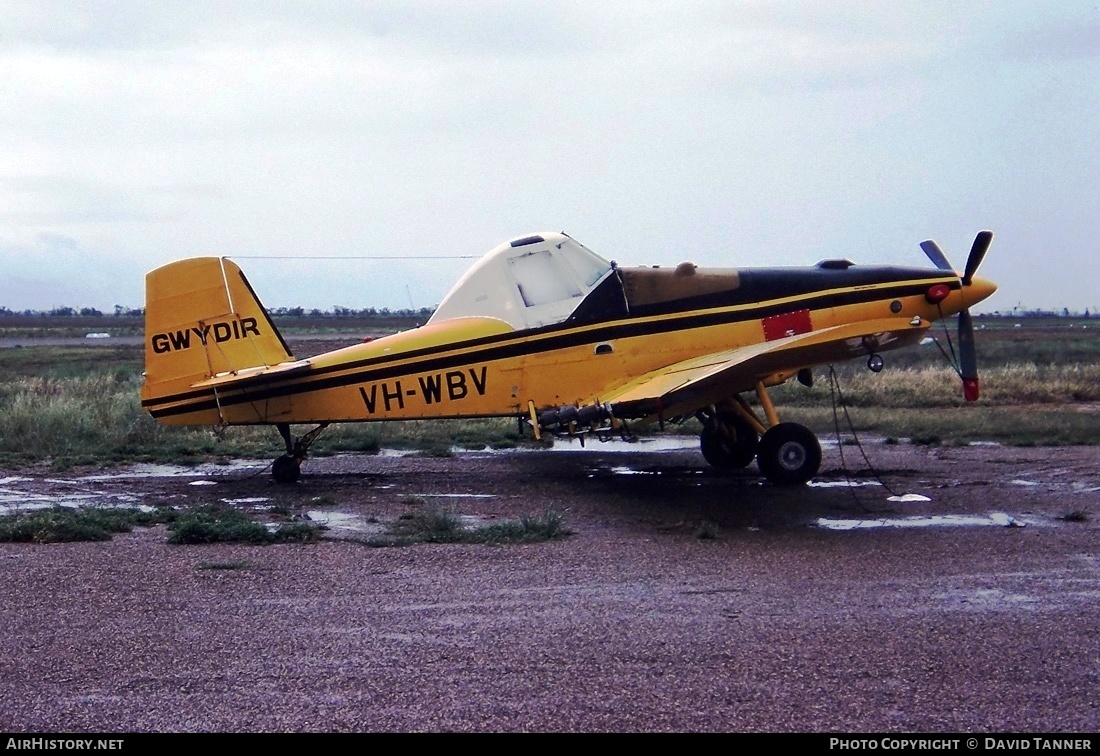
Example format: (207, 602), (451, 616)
(965, 275), (997, 307)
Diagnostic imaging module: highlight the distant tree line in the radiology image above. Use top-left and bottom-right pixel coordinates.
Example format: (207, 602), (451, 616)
(268, 306), (435, 318)
(0, 304), (1091, 320)
(0, 305), (435, 318)
(986, 308), (1093, 318)
(0, 305), (145, 317)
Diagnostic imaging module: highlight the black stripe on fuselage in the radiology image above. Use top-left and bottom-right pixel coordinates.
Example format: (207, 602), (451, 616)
(145, 268), (955, 418)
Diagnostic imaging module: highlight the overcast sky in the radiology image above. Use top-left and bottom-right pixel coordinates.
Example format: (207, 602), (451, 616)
(1, 1), (1097, 314)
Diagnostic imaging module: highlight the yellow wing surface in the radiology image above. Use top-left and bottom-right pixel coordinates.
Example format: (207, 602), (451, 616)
(602, 317), (931, 419)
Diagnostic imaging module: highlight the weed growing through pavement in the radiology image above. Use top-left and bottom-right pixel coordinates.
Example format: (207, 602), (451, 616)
(364, 501), (571, 547)
(0, 505), (177, 543)
(167, 504), (323, 545)
(0, 503), (323, 545)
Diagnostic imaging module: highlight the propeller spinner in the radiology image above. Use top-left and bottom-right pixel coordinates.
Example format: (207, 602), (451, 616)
(919, 230), (995, 401)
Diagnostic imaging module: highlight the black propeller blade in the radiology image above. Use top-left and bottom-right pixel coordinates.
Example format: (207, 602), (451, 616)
(958, 309), (980, 401)
(963, 230), (993, 286)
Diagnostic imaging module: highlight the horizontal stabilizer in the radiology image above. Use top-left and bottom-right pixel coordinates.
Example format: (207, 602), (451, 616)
(190, 359), (313, 389)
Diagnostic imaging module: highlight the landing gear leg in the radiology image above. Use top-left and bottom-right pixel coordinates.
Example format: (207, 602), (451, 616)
(272, 422), (330, 484)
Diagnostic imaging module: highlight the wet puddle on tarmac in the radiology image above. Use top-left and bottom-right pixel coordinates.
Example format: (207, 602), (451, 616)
(0, 448), (1087, 534)
(808, 480), (882, 489)
(817, 512), (1039, 530)
(0, 485), (143, 514)
(304, 510), (384, 535)
(484, 436), (701, 454)
(414, 492), (496, 498)
(0, 462), (266, 516)
(599, 466), (705, 477)
(77, 461), (267, 480)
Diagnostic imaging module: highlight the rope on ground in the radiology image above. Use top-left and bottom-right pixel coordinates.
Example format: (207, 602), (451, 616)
(826, 365), (900, 511)
(932, 304), (964, 379)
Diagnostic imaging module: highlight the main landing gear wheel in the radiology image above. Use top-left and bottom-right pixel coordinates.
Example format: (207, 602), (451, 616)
(757, 422), (821, 485)
(700, 416), (759, 469)
(272, 454), (301, 484)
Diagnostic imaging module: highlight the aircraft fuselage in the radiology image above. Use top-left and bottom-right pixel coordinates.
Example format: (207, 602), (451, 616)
(143, 262), (993, 426)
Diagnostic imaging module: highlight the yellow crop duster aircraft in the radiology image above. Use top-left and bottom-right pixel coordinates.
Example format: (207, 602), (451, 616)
(142, 230), (996, 484)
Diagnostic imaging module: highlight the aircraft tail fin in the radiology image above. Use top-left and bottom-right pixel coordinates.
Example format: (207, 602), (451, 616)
(142, 257), (293, 403)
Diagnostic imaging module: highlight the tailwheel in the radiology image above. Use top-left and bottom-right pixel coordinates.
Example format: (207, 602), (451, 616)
(272, 454), (301, 484)
(700, 414), (759, 469)
(273, 422), (329, 484)
(757, 422), (821, 485)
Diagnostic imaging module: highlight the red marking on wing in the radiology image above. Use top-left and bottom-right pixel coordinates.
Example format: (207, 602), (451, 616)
(762, 309), (813, 341)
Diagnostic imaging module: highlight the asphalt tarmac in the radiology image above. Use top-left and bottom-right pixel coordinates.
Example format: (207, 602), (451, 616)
(1, 440), (1097, 732)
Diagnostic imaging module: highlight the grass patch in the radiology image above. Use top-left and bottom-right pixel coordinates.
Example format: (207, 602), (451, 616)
(1, 318), (1098, 469)
(0, 372), (283, 467)
(167, 504), (323, 545)
(388, 507), (464, 543)
(0, 369), (534, 467)
(366, 505), (571, 547)
(774, 405), (1100, 447)
(0, 504), (323, 546)
(0, 343), (143, 381)
(0, 505), (177, 543)
(372, 418), (527, 453)
(773, 363), (1100, 409)
(470, 510), (571, 544)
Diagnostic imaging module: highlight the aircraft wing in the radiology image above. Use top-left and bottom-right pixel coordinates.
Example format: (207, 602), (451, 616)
(603, 317), (930, 419)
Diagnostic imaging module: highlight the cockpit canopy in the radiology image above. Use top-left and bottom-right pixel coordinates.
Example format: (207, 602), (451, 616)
(428, 232), (614, 330)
